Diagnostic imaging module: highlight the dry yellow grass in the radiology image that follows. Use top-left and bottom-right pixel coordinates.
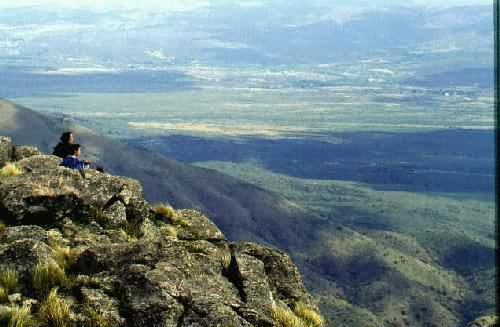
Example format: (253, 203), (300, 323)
(272, 305), (307, 327)
(294, 302), (325, 327)
(38, 288), (73, 327)
(51, 246), (81, 270)
(0, 304), (40, 327)
(0, 163), (23, 178)
(272, 302), (325, 327)
(32, 262), (68, 296)
(153, 203), (175, 220)
(0, 268), (19, 293)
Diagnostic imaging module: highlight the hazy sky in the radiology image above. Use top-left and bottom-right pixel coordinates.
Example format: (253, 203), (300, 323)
(0, 0), (492, 11)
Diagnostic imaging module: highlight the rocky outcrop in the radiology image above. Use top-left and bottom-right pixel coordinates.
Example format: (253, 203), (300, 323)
(466, 315), (498, 327)
(0, 137), (320, 327)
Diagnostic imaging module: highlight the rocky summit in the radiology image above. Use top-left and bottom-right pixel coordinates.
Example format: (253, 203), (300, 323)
(0, 136), (323, 327)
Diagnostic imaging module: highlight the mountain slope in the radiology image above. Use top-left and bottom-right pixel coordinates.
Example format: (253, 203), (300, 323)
(1, 99), (496, 326)
(0, 98), (320, 249)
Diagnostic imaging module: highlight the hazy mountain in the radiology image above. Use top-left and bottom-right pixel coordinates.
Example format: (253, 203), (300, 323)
(0, 4), (492, 67)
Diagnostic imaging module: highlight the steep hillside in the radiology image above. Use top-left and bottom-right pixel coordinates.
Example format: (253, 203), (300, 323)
(0, 137), (324, 326)
(0, 98), (320, 248)
(196, 162), (497, 327)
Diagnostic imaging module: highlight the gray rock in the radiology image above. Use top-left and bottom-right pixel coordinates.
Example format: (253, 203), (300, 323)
(232, 241), (313, 306)
(175, 209), (226, 241)
(0, 164), (146, 228)
(12, 146), (42, 162)
(16, 154), (61, 173)
(7, 293), (22, 303)
(0, 239), (54, 281)
(0, 225), (49, 244)
(80, 287), (125, 325)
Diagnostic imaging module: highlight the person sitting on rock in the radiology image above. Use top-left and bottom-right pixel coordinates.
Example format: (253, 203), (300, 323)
(53, 131), (74, 158)
(60, 144), (90, 170)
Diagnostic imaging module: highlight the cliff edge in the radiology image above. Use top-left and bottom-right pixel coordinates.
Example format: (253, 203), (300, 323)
(0, 136), (323, 327)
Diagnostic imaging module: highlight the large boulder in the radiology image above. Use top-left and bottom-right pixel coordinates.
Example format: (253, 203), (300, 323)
(0, 158), (147, 228)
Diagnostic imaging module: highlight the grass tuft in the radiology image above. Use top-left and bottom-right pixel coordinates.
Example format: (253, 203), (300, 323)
(153, 203), (175, 220)
(294, 302), (325, 327)
(272, 305), (307, 327)
(51, 246), (81, 270)
(0, 163), (23, 178)
(81, 305), (115, 327)
(38, 288), (73, 327)
(272, 302), (325, 327)
(154, 204), (190, 227)
(0, 268), (19, 293)
(32, 262), (68, 296)
(0, 223), (6, 234)
(0, 304), (41, 327)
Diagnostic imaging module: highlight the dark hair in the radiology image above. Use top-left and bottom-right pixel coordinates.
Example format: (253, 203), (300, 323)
(60, 132), (73, 143)
(69, 144), (81, 155)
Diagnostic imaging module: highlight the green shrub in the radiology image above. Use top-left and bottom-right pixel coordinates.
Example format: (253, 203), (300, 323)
(0, 304), (40, 327)
(32, 262), (68, 296)
(38, 288), (73, 327)
(0, 268), (19, 293)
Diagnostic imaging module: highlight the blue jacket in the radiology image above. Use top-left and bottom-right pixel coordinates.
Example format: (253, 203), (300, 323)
(60, 156), (86, 170)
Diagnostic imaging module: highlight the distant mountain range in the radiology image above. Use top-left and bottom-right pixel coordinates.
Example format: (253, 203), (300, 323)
(0, 4), (492, 67)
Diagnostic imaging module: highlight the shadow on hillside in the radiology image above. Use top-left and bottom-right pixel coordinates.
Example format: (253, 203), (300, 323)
(129, 128), (495, 195)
